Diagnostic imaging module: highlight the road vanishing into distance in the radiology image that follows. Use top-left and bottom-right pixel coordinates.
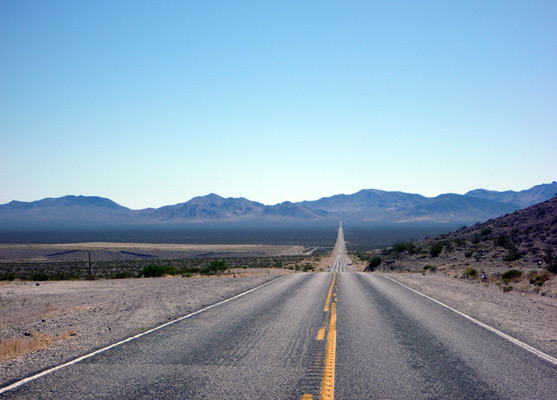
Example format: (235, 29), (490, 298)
(2, 224), (557, 399)
(329, 222), (355, 273)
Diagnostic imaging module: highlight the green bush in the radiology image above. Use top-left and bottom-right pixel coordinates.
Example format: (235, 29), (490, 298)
(548, 261), (557, 274)
(430, 244), (443, 257)
(112, 271), (133, 279)
(357, 254), (371, 261)
(32, 272), (50, 281)
(384, 241), (417, 256)
(143, 264), (177, 277)
(503, 249), (520, 262)
(200, 260), (227, 275)
(502, 269), (522, 282)
(367, 256), (382, 271)
(0, 272), (17, 281)
(530, 275), (546, 286)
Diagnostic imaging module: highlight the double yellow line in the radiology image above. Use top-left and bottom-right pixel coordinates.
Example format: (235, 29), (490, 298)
(320, 301), (337, 400)
(303, 272), (338, 400)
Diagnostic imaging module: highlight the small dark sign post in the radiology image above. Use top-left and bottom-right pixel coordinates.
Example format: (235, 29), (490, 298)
(88, 251), (91, 275)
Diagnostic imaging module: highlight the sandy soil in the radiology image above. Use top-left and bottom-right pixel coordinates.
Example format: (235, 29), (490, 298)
(383, 272), (557, 358)
(0, 271), (289, 387)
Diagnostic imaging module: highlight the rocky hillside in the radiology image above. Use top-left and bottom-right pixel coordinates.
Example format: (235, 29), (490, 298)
(428, 196), (557, 267)
(377, 196), (557, 295)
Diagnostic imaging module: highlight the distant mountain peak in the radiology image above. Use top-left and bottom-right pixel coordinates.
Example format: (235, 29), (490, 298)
(1, 182), (555, 228)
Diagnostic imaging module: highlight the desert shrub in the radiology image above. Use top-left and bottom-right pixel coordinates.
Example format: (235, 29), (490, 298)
(503, 248), (521, 262)
(32, 272), (50, 281)
(143, 264), (177, 277)
(496, 235), (509, 247)
(112, 271), (133, 279)
(357, 254), (370, 261)
(547, 260), (557, 274)
(430, 244), (443, 257)
(200, 260), (227, 275)
(387, 241), (417, 255)
(455, 238), (466, 246)
(367, 256), (382, 271)
(530, 275), (546, 286)
(464, 268), (478, 279)
(481, 228), (492, 236)
(0, 272), (17, 281)
(51, 273), (80, 281)
(502, 269), (522, 282)
(442, 241), (454, 252)
(543, 247), (554, 264)
(465, 251), (473, 258)
(503, 285), (514, 293)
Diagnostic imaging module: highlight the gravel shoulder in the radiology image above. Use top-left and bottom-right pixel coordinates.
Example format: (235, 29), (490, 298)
(382, 272), (557, 359)
(0, 270), (289, 387)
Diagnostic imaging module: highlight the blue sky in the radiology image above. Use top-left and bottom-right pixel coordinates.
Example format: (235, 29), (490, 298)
(1, 1), (556, 209)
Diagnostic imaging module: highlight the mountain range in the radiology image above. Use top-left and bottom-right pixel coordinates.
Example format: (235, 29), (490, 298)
(1, 182), (555, 229)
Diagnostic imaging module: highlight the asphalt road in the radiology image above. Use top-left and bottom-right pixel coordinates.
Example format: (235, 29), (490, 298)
(329, 222), (354, 273)
(3, 226), (556, 399)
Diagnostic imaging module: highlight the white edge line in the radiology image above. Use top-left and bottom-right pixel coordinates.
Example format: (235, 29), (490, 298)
(0, 275), (286, 394)
(379, 274), (557, 366)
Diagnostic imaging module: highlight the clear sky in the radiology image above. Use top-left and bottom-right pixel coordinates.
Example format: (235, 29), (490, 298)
(1, 1), (556, 210)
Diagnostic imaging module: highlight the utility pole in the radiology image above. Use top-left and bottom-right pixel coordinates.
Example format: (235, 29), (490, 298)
(88, 251), (91, 275)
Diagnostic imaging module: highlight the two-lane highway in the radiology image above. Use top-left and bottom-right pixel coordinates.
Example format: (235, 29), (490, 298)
(329, 222), (354, 273)
(2, 224), (556, 399)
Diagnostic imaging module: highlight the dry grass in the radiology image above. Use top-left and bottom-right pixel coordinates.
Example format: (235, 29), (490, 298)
(0, 330), (76, 362)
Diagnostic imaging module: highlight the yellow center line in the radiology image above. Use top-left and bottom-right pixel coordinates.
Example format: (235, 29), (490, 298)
(320, 302), (337, 400)
(324, 272), (336, 312)
(302, 273), (339, 400)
